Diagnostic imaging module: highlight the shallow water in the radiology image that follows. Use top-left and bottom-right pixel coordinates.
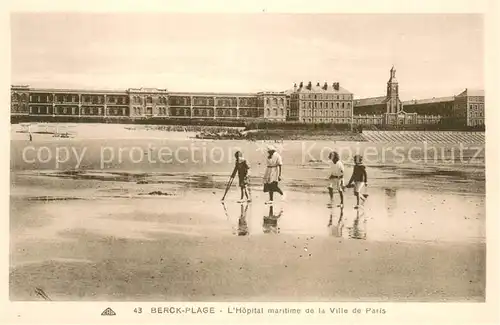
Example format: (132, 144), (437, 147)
(9, 133), (486, 301)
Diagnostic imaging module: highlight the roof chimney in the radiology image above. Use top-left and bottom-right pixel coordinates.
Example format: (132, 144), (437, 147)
(333, 82), (340, 91)
(299, 81), (303, 88)
(316, 82), (320, 87)
(293, 83), (297, 91)
(323, 82), (328, 90)
(307, 81), (312, 90)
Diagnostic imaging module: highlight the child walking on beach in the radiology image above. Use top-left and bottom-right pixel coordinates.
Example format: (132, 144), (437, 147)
(346, 155), (368, 209)
(327, 151), (344, 208)
(230, 151), (252, 203)
(263, 145), (284, 204)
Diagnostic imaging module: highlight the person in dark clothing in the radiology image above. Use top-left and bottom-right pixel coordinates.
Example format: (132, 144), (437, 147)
(346, 155), (368, 209)
(231, 151), (252, 203)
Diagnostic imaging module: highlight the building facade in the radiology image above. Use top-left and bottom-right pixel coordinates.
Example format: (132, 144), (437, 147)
(12, 86), (271, 121)
(353, 66), (417, 125)
(257, 91), (287, 121)
(10, 85), (31, 115)
(452, 89), (485, 127)
(353, 66), (484, 127)
(288, 81), (354, 124)
(11, 75), (484, 127)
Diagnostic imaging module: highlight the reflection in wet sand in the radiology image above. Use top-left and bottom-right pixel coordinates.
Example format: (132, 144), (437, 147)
(348, 208), (367, 240)
(237, 203), (250, 236)
(384, 188), (397, 218)
(328, 206), (344, 238)
(328, 206), (367, 240)
(263, 205), (283, 234)
(221, 202), (250, 236)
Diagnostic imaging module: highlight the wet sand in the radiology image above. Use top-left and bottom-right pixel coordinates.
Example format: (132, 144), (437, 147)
(9, 126), (486, 301)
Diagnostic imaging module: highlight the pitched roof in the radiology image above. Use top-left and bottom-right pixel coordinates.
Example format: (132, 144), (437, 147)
(402, 96), (455, 105)
(456, 88), (485, 97)
(354, 96), (387, 106)
(294, 83), (352, 94)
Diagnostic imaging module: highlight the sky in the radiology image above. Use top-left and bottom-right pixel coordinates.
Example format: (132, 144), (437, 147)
(10, 13), (484, 99)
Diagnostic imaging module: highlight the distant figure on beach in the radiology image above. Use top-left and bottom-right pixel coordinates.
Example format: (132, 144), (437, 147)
(230, 151), (252, 203)
(327, 151), (344, 208)
(237, 203), (249, 236)
(263, 205), (283, 234)
(345, 155), (368, 209)
(263, 145), (284, 204)
(29, 132), (32, 142)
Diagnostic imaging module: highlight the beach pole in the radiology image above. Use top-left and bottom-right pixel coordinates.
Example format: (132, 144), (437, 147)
(221, 175), (235, 201)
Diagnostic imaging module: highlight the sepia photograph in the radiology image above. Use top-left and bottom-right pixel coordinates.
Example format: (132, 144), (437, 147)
(8, 10), (489, 310)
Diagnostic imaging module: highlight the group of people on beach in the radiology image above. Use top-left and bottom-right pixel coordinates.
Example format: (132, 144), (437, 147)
(228, 145), (369, 209)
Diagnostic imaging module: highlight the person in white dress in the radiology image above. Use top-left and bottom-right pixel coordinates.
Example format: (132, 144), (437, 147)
(327, 151), (345, 207)
(263, 145), (284, 204)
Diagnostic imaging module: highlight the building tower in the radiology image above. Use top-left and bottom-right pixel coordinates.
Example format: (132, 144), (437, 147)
(386, 65), (401, 113)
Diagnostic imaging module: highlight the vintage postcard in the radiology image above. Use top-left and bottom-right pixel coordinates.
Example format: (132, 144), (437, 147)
(1, 0), (499, 324)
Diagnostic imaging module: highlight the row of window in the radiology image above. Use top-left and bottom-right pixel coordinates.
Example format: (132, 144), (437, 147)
(265, 98), (286, 106)
(29, 106), (128, 116)
(295, 94), (352, 100)
(301, 110), (350, 117)
(11, 103), (28, 112)
(469, 104), (484, 110)
(266, 108), (285, 116)
(132, 107), (167, 115)
(301, 118), (351, 123)
(469, 111), (484, 117)
(169, 97), (260, 107)
(468, 119), (485, 127)
(130, 107), (265, 118)
(354, 119), (384, 124)
(301, 101), (351, 109)
(11, 93), (28, 101)
(28, 94), (130, 105)
(22, 93), (268, 107)
(131, 96), (168, 105)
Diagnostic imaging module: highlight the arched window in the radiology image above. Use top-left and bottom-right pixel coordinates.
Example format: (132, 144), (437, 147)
(266, 98), (270, 105)
(146, 96), (152, 104)
(267, 108), (270, 116)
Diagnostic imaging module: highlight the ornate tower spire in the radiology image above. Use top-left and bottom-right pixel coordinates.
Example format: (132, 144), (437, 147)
(386, 65), (400, 114)
(387, 65), (398, 97)
(389, 65), (397, 83)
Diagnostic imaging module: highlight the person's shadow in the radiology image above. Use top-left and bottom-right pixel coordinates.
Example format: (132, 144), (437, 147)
(263, 205), (283, 234)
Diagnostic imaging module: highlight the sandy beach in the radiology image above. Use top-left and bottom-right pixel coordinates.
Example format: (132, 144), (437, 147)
(9, 123), (486, 301)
